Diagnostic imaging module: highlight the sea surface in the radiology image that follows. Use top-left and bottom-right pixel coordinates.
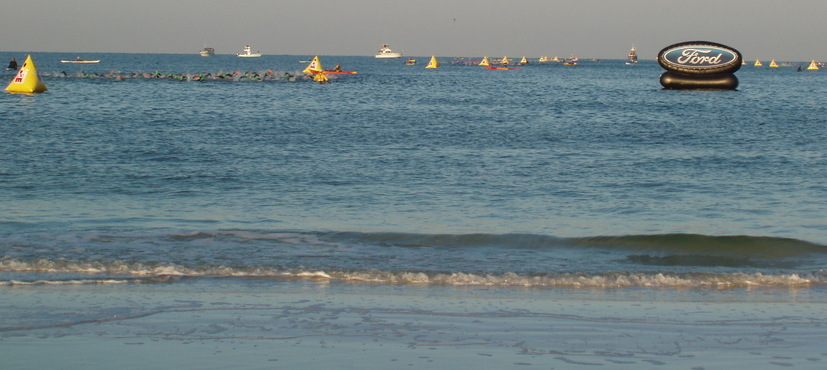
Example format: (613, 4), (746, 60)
(2, 52), (827, 367)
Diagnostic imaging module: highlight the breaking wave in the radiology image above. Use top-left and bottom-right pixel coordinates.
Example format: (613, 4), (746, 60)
(2, 258), (825, 289)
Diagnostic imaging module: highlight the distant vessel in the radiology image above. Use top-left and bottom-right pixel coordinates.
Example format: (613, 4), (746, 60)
(375, 44), (402, 58)
(200, 46), (215, 57)
(237, 45), (262, 58)
(61, 58), (100, 63)
(626, 45), (638, 65)
(425, 56), (440, 69)
(405, 58), (416, 65)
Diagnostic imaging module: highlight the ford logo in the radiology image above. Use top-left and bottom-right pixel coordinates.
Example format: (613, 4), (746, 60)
(658, 41), (742, 75)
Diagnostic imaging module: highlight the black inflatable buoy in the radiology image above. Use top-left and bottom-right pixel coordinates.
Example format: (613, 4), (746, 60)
(659, 71), (738, 90)
(658, 41), (741, 90)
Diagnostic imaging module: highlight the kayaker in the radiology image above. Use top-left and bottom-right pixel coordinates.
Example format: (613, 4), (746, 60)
(333, 64), (342, 72)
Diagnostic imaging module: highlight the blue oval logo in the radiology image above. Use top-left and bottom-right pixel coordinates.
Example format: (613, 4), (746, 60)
(658, 41), (741, 75)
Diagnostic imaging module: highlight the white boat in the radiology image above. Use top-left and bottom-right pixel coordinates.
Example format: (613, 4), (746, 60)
(60, 58), (100, 63)
(375, 44), (402, 58)
(200, 46), (215, 57)
(237, 45), (262, 58)
(626, 45), (638, 65)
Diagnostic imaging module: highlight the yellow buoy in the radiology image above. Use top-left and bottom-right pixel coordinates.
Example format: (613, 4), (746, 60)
(425, 56), (440, 69)
(807, 60), (819, 70)
(5, 55), (47, 93)
(303, 56), (323, 74)
(312, 72), (329, 83)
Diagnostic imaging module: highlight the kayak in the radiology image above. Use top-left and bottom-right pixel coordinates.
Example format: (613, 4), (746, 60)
(485, 66), (521, 70)
(311, 70), (358, 75)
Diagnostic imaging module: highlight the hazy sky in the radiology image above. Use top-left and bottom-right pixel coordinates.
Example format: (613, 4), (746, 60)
(2, 0), (825, 61)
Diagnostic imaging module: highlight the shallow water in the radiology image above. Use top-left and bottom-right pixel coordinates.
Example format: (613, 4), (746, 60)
(2, 53), (826, 287)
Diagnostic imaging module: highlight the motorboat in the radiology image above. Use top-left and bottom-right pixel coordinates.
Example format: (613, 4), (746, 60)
(237, 45), (262, 58)
(375, 44), (402, 58)
(200, 46), (215, 57)
(626, 45), (638, 65)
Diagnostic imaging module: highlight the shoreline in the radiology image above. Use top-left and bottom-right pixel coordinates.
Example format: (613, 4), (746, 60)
(2, 279), (826, 368)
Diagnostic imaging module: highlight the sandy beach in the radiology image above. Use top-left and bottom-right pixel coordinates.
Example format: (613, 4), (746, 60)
(2, 279), (825, 369)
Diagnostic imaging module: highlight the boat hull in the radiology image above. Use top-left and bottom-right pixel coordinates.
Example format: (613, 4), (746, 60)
(375, 54), (402, 59)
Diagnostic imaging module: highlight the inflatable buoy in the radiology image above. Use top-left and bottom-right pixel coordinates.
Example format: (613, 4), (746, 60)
(657, 41), (741, 90)
(303, 56), (323, 74)
(660, 71), (738, 90)
(425, 56), (440, 69)
(5, 55), (47, 93)
(312, 72), (329, 83)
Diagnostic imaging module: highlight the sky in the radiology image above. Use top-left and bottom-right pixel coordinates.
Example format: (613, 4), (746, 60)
(2, 0), (825, 61)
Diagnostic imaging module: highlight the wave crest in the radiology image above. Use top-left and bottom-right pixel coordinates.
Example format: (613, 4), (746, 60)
(2, 259), (824, 289)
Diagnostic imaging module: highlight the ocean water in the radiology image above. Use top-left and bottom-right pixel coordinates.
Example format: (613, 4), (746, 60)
(2, 52), (827, 368)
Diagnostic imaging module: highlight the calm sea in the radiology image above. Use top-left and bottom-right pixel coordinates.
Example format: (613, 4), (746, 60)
(1, 52), (826, 289)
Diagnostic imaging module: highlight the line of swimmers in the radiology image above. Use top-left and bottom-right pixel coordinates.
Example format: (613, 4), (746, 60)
(35, 70), (334, 82)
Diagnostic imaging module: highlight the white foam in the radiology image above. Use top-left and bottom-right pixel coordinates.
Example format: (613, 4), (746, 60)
(0, 279), (132, 286)
(2, 259), (825, 289)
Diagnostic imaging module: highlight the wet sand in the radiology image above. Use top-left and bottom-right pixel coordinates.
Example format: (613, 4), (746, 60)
(2, 279), (826, 369)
